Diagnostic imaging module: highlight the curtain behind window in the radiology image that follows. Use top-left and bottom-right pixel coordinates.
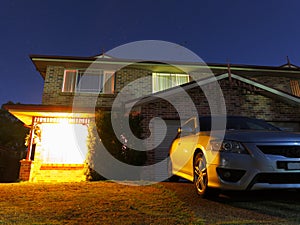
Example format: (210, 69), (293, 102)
(153, 73), (189, 92)
(62, 70), (76, 92)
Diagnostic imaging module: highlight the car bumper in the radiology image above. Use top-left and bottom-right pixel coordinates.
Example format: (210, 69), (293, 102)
(207, 151), (300, 191)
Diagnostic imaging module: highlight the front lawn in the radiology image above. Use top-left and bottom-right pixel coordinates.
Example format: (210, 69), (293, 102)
(0, 181), (196, 225)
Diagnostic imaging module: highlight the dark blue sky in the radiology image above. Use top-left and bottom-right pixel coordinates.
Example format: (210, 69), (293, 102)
(1, 0), (300, 105)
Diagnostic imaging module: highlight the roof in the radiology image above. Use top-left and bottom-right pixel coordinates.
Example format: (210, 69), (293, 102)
(279, 63), (300, 69)
(30, 54), (300, 79)
(4, 104), (96, 125)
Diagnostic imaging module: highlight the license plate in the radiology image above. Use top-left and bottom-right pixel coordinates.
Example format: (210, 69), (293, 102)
(287, 162), (300, 170)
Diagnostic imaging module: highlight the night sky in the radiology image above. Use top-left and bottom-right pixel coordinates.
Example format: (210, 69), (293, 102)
(1, 0), (300, 105)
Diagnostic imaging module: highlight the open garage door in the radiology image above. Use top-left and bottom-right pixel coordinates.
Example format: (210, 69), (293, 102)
(152, 119), (180, 181)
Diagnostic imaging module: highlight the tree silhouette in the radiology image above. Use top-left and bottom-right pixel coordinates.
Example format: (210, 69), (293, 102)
(0, 102), (29, 152)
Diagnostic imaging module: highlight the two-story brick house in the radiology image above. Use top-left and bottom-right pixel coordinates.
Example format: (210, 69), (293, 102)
(5, 53), (300, 182)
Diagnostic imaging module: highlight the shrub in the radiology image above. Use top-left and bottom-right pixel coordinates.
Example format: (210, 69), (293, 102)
(85, 111), (147, 181)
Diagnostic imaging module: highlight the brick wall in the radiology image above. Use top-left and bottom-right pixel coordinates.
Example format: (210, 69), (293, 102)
(31, 163), (86, 182)
(42, 65), (152, 108)
(19, 160), (33, 181)
(221, 79), (300, 121)
(42, 66), (69, 105)
(139, 78), (300, 129)
(249, 76), (293, 95)
(19, 160), (86, 182)
(115, 67), (152, 97)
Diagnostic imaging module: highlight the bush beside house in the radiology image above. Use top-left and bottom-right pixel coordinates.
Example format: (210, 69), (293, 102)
(85, 110), (147, 181)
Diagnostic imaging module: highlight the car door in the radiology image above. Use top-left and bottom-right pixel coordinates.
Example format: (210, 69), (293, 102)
(171, 117), (198, 176)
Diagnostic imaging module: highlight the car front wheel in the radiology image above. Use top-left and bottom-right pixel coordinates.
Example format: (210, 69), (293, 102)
(194, 152), (218, 198)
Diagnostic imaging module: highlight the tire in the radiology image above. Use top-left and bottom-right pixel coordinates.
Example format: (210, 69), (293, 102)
(193, 151), (218, 198)
(167, 157), (179, 182)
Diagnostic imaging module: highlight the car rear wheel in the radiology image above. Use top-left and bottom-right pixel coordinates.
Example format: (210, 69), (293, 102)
(194, 152), (218, 198)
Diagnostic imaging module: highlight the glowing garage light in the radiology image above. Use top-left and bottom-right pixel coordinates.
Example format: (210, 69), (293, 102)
(39, 119), (88, 164)
(59, 118), (69, 125)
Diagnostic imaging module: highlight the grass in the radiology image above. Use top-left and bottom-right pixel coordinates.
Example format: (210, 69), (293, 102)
(0, 181), (196, 225)
(1, 182), (298, 225)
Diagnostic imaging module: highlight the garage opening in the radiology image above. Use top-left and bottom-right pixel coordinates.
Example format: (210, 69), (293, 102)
(152, 119), (180, 181)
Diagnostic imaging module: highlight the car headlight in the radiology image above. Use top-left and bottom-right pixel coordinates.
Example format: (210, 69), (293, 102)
(209, 140), (248, 154)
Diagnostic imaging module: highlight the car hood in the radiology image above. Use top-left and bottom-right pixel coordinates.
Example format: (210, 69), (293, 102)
(211, 130), (300, 143)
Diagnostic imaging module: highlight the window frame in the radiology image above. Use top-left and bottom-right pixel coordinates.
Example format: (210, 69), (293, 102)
(62, 69), (115, 94)
(62, 69), (77, 93)
(152, 72), (190, 93)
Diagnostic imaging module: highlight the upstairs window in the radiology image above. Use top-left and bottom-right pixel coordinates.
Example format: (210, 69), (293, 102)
(290, 80), (300, 97)
(62, 70), (76, 92)
(62, 69), (115, 94)
(152, 73), (190, 93)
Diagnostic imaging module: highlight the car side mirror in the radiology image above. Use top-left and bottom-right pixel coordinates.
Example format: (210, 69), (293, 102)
(178, 126), (194, 134)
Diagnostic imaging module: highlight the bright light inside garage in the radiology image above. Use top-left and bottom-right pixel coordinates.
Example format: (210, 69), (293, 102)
(39, 120), (88, 164)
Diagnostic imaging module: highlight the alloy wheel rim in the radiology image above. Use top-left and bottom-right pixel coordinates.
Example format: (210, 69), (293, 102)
(194, 156), (207, 193)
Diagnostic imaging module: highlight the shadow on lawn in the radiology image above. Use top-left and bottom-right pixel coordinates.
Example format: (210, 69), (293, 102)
(218, 189), (300, 202)
(163, 181), (300, 224)
(216, 189), (300, 223)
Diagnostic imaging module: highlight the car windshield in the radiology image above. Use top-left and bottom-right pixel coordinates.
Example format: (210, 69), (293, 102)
(199, 116), (280, 131)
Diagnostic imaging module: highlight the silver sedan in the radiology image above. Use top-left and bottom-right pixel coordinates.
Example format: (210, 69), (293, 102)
(168, 116), (300, 198)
